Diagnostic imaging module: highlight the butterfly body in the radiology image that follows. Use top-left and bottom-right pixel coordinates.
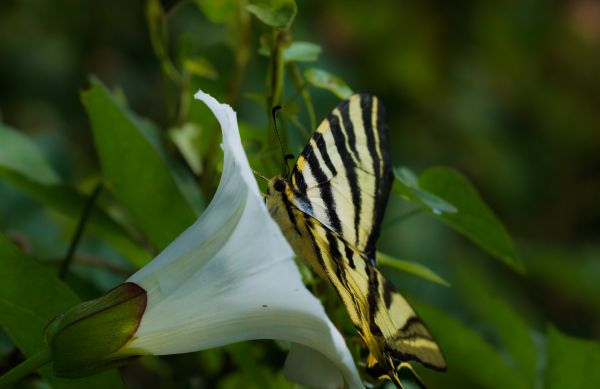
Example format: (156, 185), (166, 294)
(265, 94), (446, 387)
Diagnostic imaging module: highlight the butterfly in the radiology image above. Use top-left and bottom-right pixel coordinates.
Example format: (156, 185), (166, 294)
(264, 93), (446, 388)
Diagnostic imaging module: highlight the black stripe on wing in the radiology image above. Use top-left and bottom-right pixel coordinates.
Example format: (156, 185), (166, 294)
(328, 108), (363, 245)
(361, 94), (393, 262)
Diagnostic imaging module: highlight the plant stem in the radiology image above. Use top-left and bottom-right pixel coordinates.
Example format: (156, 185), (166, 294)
(146, 0), (180, 121)
(266, 30), (287, 154)
(288, 63), (316, 131)
(0, 348), (51, 388)
(200, 0), (250, 194)
(59, 183), (103, 279)
(227, 0), (250, 104)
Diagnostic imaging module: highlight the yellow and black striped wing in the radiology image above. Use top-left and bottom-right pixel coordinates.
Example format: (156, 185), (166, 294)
(301, 212), (446, 375)
(289, 94), (393, 261)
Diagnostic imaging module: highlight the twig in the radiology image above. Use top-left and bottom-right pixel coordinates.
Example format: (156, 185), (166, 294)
(58, 183), (103, 279)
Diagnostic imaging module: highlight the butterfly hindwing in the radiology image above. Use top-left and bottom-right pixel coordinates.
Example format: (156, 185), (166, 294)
(290, 94), (393, 261)
(301, 213), (446, 375)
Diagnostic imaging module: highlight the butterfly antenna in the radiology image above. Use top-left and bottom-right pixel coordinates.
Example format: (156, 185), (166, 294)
(271, 105), (293, 178)
(252, 169), (269, 183)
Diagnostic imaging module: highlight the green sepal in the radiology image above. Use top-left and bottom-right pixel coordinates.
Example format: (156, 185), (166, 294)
(45, 282), (147, 377)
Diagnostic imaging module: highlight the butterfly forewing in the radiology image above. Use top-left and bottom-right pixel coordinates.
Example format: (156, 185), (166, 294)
(290, 94), (392, 261)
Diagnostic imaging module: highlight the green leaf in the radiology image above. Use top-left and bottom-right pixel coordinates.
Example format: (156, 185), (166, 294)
(413, 302), (528, 389)
(0, 166), (150, 268)
(304, 68), (353, 99)
(195, 0), (237, 23)
(82, 78), (200, 251)
(257, 33), (272, 57)
(168, 123), (205, 175)
(0, 124), (60, 185)
(377, 252), (450, 287)
(455, 263), (536, 385)
(183, 56), (218, 80)
(282, 42), (321, 62)
(396, 166), (524, 272)
(246, 0), (297, 30)
(146, 0), (178, 82)
(0, 234), (124, 388)
(394, 167), (457, 214)
(544, 326), (600, 389)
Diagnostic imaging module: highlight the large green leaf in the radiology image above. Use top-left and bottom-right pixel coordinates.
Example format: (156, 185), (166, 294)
(82, 78), (200, 251)
(0, 234), (124, 388)
(393, 167), (457, 214)
(0, 125), (150, 267)
(395, 166), (524, 272)
(414, 302), (528, 389)
(544, 326), (600, 389)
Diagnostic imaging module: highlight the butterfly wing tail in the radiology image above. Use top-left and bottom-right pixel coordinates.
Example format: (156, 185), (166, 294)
(367, 354), (431, 389)
(366, 353), (404, 389)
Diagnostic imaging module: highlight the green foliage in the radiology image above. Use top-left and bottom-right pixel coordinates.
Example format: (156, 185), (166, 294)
(282, 42), (322, 63)
(545, 326), (600, 388)
(414, 302), (529, 389)
(195, 0), (237, 23)
(82, 78), (202, 251)
(0, 124), (59, 185)
(0, 125), (150, 267)
(454, 263), (537, 386)
(377, 251), (450, 287)
(522, 244), (600, 316)
(394, 166), (457, 214)
(395, 166), (524, 272)
(0, 235), (123, 388)
(247, 0), (297, 30)
(0, 0), (597, 388)
(304, 67), (354, 99)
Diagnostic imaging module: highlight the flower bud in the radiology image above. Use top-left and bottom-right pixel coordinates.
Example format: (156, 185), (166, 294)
(45, 282), (147, 377)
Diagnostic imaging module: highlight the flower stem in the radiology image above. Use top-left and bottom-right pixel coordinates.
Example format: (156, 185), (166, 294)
(59, 182), (103, 279)
(0, 348), (52, 388)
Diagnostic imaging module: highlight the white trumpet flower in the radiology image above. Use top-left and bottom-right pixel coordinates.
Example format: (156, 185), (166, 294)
(44, 91), (363, 389)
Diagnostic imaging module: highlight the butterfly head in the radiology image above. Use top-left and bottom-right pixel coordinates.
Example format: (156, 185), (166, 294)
(265, 176), (292, 223)
(266, 176), (288, 197)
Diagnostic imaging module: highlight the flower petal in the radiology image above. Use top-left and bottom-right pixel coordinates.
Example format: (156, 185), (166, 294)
(126, 91), (363, 389)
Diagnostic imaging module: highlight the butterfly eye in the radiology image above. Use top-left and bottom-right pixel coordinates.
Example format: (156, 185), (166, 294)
(273, 179), (286, 192)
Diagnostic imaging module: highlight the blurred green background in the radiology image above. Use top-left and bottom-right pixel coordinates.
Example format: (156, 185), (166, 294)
(1, 0), (599, 388)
